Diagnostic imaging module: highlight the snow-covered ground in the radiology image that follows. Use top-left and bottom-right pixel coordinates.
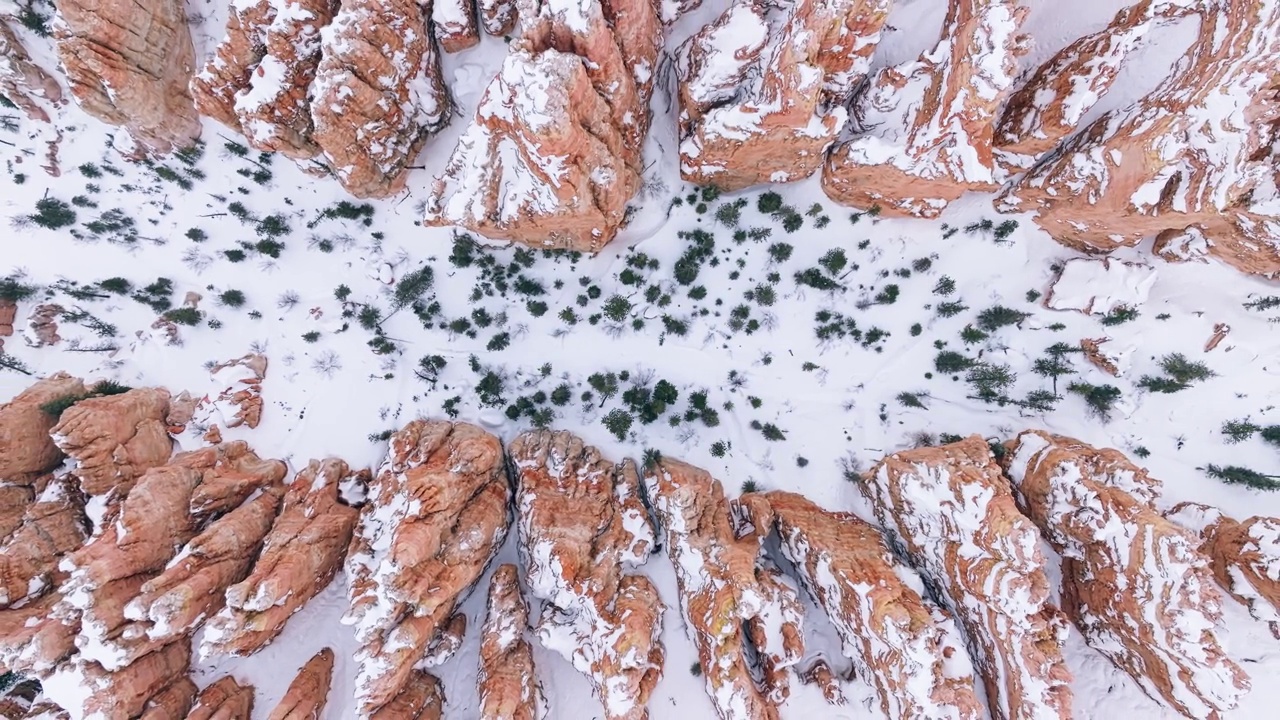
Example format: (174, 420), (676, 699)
(4, 0), (1280, 718)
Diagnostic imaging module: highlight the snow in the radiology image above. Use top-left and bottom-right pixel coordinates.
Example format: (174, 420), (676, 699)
(1045, 258), (1158, 315)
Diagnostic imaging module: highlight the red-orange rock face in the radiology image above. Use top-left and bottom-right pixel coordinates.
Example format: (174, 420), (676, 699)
(268, 648), (336, 720)
(0, 21), (63, 123)
(78, 638), (192, 720)
(642, 458), (804, 720)
(202, 458), (363, 657)
(478, 564), (545, 720)
(509, 429), (663, 719)
(998, 0), (1280, 277)
(677, 0), (891, 190)
(750, 491), (983, 718)
(862, 435), (1071, 720)
(309, 0), (451, 198)
(822, 0), (1028, 217)
(0, 475), (90, 608)
(137, 676), (197, 719)
(1004, 431), (1249, 718)
(367, 671), (445, 720)
(345, 420), (510, 713)
(187, 675), (255, 720)
(0, 373), (88, 486)
(434, 0), (481, 52)
(51, 387), (173, 497)
(52, 0), (201, 155)
(423, 0), (661, 251)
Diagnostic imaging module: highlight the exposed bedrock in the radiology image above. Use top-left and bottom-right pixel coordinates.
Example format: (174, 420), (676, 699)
(0, 475), (89, 609)
(268, 648), (335, 720)
(50, 387), (173, 497)
(187, 675), (255, 720)
(0, 373), (88, 486)
(478, 564), (546, 720)
(0, 20), (64, 123)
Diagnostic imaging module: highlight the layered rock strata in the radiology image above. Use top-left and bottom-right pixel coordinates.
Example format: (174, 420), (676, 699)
(509, 429), (663, 719)
(1004, 431), (1249, 718)
(0, 373), (87, 485)
(998, 0), (1280, 277)
(76, 638), (192, 720)
(0, 20), (63, 123)
(1168, 503), (1280, 639)
(748, 490), (982, 718)
(187, 675), (254, 720)
(862, 435), (1071, 720)
(201, 459), (362, 656)
(310, 0), (451, 198)
(434, 0), (481, 52)
(822, 0), (1028, 217)
(50, 387), (172, 497)
(677, 0), (891, 189)
(193, 353), (268, 431)
(368, 671), (445, 720)
(268, 648), (335, 720)
(344, 420), (510, 713)
(478, 564), (545, 720)
(0, 475), (89, 608)
(642, 457), (804, 720)
(423, 0), (661, 251)
(52, 0), (201, 154)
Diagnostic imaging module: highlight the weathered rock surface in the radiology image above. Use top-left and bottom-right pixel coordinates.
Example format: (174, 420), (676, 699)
(137, 676), (197, 719)
(268, 648), (335, 720)
(999, 0), (1280, 277)
(0, 592), (78, 675)
(677, 0), (890, 190)
(481, 0), (517, 35)
(478, 564), (545, 720)
(0, 20), (63, 123)
(24, 304), (63, 348)
(190, 0), (275, 131)
(77, 638), (191, 720)
(0, 299), (14, 339)
(1004, 430), (1248, 718)
(643, 457), (805, 720)
(25, 700), (72, 720)
(0, 676), (40, 719)
(862, 435), (1071, 720)
(434, 0), (480, 52)
(345, 420), (509, 713)
(823, 0), (1028, 217)
(310, 0), (451, 198)
(0, 482), (32, 540)
(187, 675), (254, 720)
(509, 429), (662, 719)
(172, 441), (287, 519)
(0, 373), (88, 485)
(53, 0), (201, 155)
(423, 0), (661, 251)
(0, 475), (89, 608)
(50, 387), (172, 496)
(747, 490), (982, 718)
(202, 459), (362, 657)
(192, 354), (269, 432)
(367, 671), (445, 720)
(1169, 503), (1280, 639)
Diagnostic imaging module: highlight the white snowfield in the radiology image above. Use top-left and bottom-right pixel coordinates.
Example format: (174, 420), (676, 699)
(4, 0), (1280, 719)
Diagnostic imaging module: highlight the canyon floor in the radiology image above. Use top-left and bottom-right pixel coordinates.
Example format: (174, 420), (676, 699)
(3, 0), (1280, 718)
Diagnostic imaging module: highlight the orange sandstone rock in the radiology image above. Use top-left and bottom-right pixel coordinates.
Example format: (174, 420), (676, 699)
(268, 648), (335, 720)
(478, 564), (546, 720)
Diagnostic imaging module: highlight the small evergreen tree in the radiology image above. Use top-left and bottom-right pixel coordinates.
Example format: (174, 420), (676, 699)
(1202, 464), (1280, 491)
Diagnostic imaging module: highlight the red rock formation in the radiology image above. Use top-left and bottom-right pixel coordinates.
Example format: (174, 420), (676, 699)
(78, 639), (191, 720)
(50, 387), (172, 496)
(423, 0), (661, 251)
(677, 0), (891, 190)
(0, 592), (78, 675)
(190, 0), (275, 131)
(998, 0), (1280, 277)
(481, 0), (517, 35)
(0, 676), (40, 719)
(201, 459), (362, 657)
(310, 0), (451, 198)
(367, 671), (445, 720)
(138, 676), (197, 719)
(0, 373), (87, 486)
(642, 457), (804, 720)
(52, 0), (201, 155)
(25, 700), (72, 720)
(823, 0), (1028, 217)
(193, 353), (268, 431)
(173, 441), (287, 519)
(345, 420), (510, 713)
(0, 483), (33, 539)
(0, 475), (89, 608)
(125, 488), (282, 643)
(0, 299), (14, 339)
(434, 0), (481, 52)
(268, 648), (335, 720)
(1168, 502), (1280, 639)
(862, 435), (1071, 720)
(0, 21), (63, 123)
(187, 675), (254, 720)
(478, 564), (545, 720)
(1004, 431), (1248, 718)
(24, 304), (63, 347)
(509, 429), (662, 719)
(748, 491), (982, 718)
(798, 658), (845, 706)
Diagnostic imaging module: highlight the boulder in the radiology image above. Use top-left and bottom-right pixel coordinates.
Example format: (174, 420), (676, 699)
(0, 20), (63, 123)
(201, 459), (363, 657)
(480, 0), (517, 35)
(423, 0), (660, 251)
(478, 564), (545, 720)
(747, 490), (982, 718)
(1168, 502), (1280, 639)
(823, 0), (1028, 217)
(642, 457), (805, 720)
(310, 0), (451, 197)
(509, 429), (663, 719)
(367, 671), (445, 720)
(268, 648), (335, 720)
(50, 387), (172, 497)
(0, 298), (14, 337)
(434, 0), (480, 52)
(189, 354), (269, 432)
(1004, 431), (1249, 718)
(23, 304), (63, 348)
(137, 676), (197, 719)
(0, 475), (90, 608)
(187, 675), (254, 720)
(861, 435), (1071, 720)
(77, 639), (191, 720)
(998, 0), (1280, 277)
(677, 0), (891, 190)
(0, 373), (88, 486)
(798, 658), (845, 706)
(52, 0), (201, 155)
(345, 420), (509, 713)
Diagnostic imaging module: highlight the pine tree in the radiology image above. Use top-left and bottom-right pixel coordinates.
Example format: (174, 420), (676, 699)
(1202, 464), (1280, 491)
